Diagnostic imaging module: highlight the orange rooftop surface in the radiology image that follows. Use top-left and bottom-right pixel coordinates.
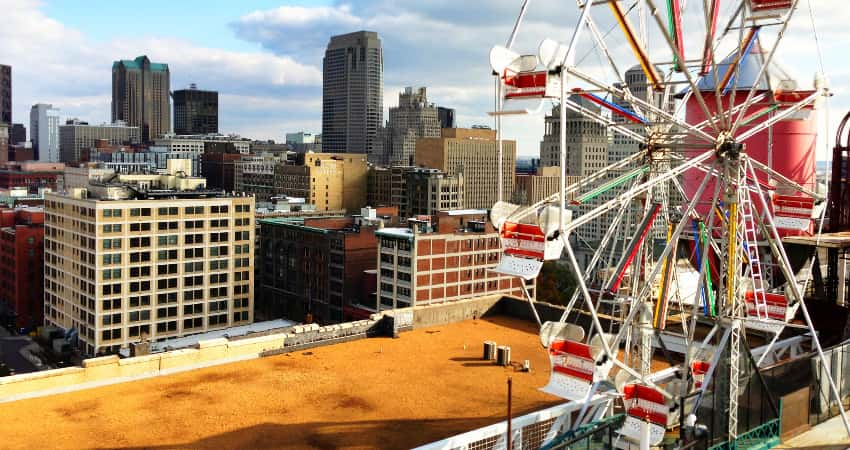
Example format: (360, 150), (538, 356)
(2, 316), (562, 449)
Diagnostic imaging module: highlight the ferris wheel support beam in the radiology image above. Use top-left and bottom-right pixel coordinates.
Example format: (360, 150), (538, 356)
(608, 160), (717, 355)
(745, 158), (850, 436)
(565, 66), (716, 143)
(643, 0), (723, 135)
(692, 93), (769, 133)
(736, 89), (821, 141)
(730, 0), (801, 135)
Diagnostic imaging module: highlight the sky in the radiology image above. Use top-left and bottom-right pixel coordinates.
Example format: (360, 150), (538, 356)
(1, 0), (846, 159)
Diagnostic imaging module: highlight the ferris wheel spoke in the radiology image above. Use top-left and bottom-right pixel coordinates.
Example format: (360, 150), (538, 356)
(643, 0), (722, 135)
(565, 66), (716, 143)
(735, 89), (820, 141)
(746, 156), (823, 200)
(729, 0), (801, 135)
(700, 0), (721, 76)
(693, 92), (768, 133)
(563, 97), (649, 143)
(572, 0), (647, 118)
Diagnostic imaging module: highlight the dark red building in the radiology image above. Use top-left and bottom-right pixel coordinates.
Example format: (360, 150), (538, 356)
(0, 161), (64, 193)
(201, 151), (242, 191)
(0, 207), (44, 330)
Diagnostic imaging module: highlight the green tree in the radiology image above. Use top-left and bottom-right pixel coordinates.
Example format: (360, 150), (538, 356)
(536, 260), (578, 306)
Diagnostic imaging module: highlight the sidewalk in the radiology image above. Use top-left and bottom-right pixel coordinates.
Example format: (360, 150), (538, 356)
(775, 415), (850, 449)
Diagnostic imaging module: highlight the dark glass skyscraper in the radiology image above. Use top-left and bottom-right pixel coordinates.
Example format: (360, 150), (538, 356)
(322, 31), (383, 156)
(173, 85), (218, 135)
(0, 64), (11, 124)
(112, 55), (170, 142)
(437, 107), (456, 129)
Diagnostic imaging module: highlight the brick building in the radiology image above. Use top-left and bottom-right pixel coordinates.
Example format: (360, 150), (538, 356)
(374, 210), (534, 311)
(0, 207), (45, 330)
(257, 207), (398, 324)
(0, 161), (64, 193)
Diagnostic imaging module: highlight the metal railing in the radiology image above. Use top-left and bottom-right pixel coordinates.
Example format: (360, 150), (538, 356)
(413, 397), (610, 450)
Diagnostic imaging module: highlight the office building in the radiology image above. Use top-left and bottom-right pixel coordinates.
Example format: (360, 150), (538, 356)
(285, 132), (321, 153)
(10, 124), (26, 145)
(374, 210), (534, 311)
(274, 152), (368, 212)
(539, 97), (607, 175)
(30, 104), (61, 162)
(173, 85), (218, 135)
(0, 207), (44, 330)
(415, 128), (515, 209)
(368, 166), (463, 217)
(437, 107), (456, 129)
(201, 151), (243, 192)
(256, 207), (398, 324)
(59, 120), (141, 163)
(322, 31), (383, 156)
(90, 143), (202, 177)
(376, 87), (440, 166)
(112, 56), (170, 142)
(43, 160), (255, 356)
(235, 154), (289, 202)
(0, 64), (10, 124)
(0, 124), (7, 163)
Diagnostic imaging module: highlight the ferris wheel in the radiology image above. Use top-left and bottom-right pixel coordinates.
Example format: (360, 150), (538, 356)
(486, 0), (848, 446)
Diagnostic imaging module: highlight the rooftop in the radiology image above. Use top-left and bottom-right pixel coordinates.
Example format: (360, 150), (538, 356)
(0, 316), (562, 449)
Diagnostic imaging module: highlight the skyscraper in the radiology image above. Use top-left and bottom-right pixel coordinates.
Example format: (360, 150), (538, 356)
(376, 87), (440, 166)
(173, 84), (218, 135)
(322, 31), (383, 156)
(30, 103), (60, 162)
(0, 64), (10, 125)
(112, 55), (170, 143)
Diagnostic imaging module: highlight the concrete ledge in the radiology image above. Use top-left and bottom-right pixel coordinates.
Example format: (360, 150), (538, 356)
(82, 355), (119, 368)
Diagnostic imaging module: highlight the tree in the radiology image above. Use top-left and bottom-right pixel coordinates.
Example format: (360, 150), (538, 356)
(536, 260), (578, 306)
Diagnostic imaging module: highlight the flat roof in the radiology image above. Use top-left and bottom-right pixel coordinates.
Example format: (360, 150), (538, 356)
(446, 209), (488, 216)
(146, 319), (297, 354)
(0, 316), (562, 449)
(783, 231), (850, 249)
(375, 226), (414, 239)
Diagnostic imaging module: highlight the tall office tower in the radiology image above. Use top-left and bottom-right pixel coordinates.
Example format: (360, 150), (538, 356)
(44, 161), (255, 356)
(30, 104), (61, 162)
(416, 128), (515, 209)
(59, 120), (141, 163)
(376, 87), (440, 166)
(322, 31), (383, 156)
(112, 56), (171, 142)
(437, 107), (456, 129)
(0, 64), (10, 124)
(173, 84), (218, 135)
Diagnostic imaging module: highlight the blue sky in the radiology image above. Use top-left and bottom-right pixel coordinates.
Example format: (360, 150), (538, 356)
(2, 0), (845, 159)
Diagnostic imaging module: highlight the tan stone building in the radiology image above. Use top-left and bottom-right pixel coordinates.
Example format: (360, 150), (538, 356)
(43, 160), (255, 356)
(112, 56), (170, 143)
(274, 152), (367, 213)
(415, 128), (515, 210)
(514, 166), (581, 205)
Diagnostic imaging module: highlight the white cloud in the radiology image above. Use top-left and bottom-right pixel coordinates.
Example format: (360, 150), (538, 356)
(0, 0), (322, 142)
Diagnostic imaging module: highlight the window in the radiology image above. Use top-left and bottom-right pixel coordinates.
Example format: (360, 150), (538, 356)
(157, 249), (177, 260)
(156, 321), (178, 333)
(129, 266), (150, 277)
(210, 246), (228, 257)
(102, 269), (121, 280)
(209, 273), (228, 284)
(129, 223), (151, 232)
(157, 207), (178, 216)
(103, 253), (122, 265)
(157, 221), (178, 231)
(183, 304), (203, 315)
(129, 280), (150, 293)
(157, 235), (178, 246)
(185, 220), (204, 229)
(157, 306), (178, 319)
(129, 296), (151, 307)
(130, 208), (151, 217)
(210, 232), (228, 243)
(157, 264), (177, 275)
(102, 238), (121, 250)
(184, 275), (203, 287)
(210, 205), (229, 214)
(184, 234), (204, 244)
(183, 289), (204, 301)
(129, 310), (151, 322)
(101, 329), (121, 341)
(102, 224), (122, 233)
(209, 287), (228, 298)
(157, 292), (178, 304)
(102, 283), (122, 295)
(234, 231), (250, 241)
(234, 271), (249, 282)
(103, 209), (122, 218)
(185, 206), (204, 214)
(130, 251), (151, 262)
(210, 259), (228, 270)
(129, 237), (151, 248)
(157, 278), (178, 290)
(233, 311), (249, 322)
(184, 248), (204, 258)
(184, 317), (203, 329)
(184, 261), (203, 273)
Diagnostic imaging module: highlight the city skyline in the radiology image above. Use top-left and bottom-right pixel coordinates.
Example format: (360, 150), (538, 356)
(1, 0), (846, 158)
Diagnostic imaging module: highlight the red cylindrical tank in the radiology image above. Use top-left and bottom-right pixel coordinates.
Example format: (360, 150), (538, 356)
(682, 46), (817, 236)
